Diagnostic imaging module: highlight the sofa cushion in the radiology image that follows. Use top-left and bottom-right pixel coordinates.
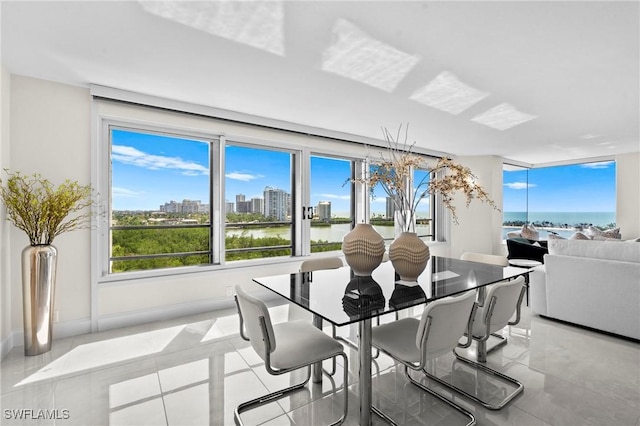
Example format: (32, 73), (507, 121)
(586, 226), (621, 239)
(548, 239), (640, 263)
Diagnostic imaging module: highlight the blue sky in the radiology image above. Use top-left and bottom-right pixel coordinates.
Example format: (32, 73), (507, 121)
(503, 162), (616, 212)
(112, 129), (615, 214)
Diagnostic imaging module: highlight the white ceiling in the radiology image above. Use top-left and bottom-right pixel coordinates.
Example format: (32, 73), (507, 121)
(2, 1), (639, 166)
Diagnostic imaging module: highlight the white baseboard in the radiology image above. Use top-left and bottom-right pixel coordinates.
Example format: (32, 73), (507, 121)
(1, 333), (13, 360)
(97, 297), (236, 332)
(1, 318), (92, 359)
(1, 297), (237, 359)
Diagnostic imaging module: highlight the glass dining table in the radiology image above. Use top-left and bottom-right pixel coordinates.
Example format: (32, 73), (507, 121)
(253, 256), (529, 425)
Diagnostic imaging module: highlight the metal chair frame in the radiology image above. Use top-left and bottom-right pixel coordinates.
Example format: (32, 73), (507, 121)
(437, 280), (526, 410)
(234, 295), (349, 426)
(372, 296), (479, 426)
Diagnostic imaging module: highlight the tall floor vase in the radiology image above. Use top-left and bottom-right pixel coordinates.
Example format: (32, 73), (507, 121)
(22, 245), (58, 356)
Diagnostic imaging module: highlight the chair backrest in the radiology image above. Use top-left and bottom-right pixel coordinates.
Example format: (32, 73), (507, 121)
(300, 256), (343, 272)
(416, 290), (476, 360)
(235, 285), (276, 359)
(461, 252), (509, 267)
(483, 276), (525, 334)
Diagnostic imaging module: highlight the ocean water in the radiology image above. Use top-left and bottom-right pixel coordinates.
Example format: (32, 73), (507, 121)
(503, 211), (615, 227)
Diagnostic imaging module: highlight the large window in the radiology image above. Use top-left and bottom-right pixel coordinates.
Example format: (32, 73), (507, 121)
(98, 103), (440, 278)
(110, 128), (213, 273)
(503, 161), (616, 239)
(224, 144), (293, 261)
(309, 155), (354, 253)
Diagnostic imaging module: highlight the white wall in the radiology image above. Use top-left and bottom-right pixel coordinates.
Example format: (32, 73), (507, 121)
(616, 152), (640, 239)
(448, 155), (505, 258)
(7, 76), (93, 341)
(0, 65), (12, 356)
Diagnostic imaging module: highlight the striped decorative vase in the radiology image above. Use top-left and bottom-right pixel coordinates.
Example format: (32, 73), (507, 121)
(342, 224), (385, 276)
(389, 232), (430, 282)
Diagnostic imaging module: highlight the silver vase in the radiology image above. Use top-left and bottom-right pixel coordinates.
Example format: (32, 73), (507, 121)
(22, 244), (58, 356)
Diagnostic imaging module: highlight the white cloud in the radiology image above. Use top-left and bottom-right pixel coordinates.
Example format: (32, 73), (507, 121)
(112, 187), (143, 198)
(112, 145), (208, 176)
(225, 171), (264, 182)
(316, 193), (351, 200)
(504, 182), (536, 190)
(580, 161), (614, 169)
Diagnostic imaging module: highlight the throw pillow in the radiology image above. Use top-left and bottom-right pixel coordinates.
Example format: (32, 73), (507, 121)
(586, 226), (621, 239)
(521, 224), (539, 240)
(592, 235), (624, 241)
(548, 233), (566, 240)
(569, 232), (591, 240)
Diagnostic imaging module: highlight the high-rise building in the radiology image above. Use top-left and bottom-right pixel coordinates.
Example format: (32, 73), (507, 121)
(160, 199), (209, 214)
(225, 201), (234, 214)
(181, 199), (201, 214)
(264, 186), (289, 221)
(160, 200), (181, 213)
(386, 197), (396, 219)
(236, 200), (252, 214)
(251, 198), (264, 216)
(317, 201), (331, 221)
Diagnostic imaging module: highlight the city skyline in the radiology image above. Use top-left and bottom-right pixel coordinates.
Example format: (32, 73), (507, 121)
(112, 129), (617, 217)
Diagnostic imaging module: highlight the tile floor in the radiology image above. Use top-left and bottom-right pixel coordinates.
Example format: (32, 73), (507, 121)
(1, 297), (639, 426)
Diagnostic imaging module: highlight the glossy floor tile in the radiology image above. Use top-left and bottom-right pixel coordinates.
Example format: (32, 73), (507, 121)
(1, 302), (639, 426)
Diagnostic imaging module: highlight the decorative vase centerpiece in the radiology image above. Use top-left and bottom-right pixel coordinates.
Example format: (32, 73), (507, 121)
(0, 170), (96, 355)
(342, 223), (385, 276)
(352, 124), (499, 283)
(389, 230), (430, 282)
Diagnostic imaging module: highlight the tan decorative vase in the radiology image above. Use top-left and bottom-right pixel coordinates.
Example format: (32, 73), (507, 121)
(389, 232), (430, 282)
(342, 223), (385, 276)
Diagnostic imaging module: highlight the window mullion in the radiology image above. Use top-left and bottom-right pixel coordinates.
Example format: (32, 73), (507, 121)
(212, 137), (224, 265)
(354, 159), (369, 224)
(294, 149), (307, 257)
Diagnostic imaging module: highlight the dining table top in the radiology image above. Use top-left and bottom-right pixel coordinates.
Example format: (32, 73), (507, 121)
(252, 256), (529, 327)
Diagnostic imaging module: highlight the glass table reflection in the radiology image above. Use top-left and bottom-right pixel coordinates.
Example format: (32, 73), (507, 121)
(253, 256), (528, 426)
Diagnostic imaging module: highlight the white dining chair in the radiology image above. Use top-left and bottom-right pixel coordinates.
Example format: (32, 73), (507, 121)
(299, 256), (344, 374)
(300, 256), (343, 272)
(461, 276), (526, 361)
(234, 284), (349, 425)
(371, 290), (478, 426)
(443, 276), (526, 410)
(460, 252), (525, 350)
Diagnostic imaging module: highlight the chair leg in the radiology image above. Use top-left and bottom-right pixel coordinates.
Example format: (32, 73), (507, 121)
(370, 368), (476, 426)
(429, 348), (524, 410)
(235, 353), (349, 426)
(404, 366), (476, 426)
(234, 367), (311, 426)
(485, 332), (509, 357)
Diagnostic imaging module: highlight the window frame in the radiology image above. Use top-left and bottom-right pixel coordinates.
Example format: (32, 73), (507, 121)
(93, 100), (445, 284)
(502, 160), (617, 240)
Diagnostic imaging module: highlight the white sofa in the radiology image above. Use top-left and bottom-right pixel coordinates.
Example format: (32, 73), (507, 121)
(529, 239), (640, 340)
